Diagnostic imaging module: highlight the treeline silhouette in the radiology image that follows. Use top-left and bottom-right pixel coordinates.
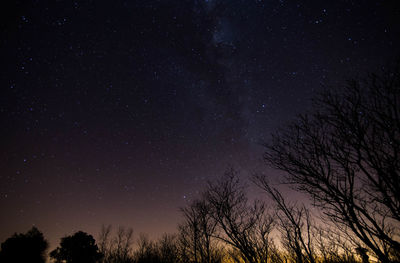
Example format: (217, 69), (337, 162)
(1, 63), (399, 263)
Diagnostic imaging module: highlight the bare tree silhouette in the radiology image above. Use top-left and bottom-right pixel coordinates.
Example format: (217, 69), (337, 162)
(204, 169), (275, 263)
(158, 234), (180, 263)
(254, 178), (316, 263)
(262, 63), (400, 262)
(98, 225), (134, 263)
(179, 199), (222, 263)
(134, 234), (160, 263)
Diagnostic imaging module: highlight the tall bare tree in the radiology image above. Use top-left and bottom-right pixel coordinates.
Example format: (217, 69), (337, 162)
(179, 199), (221, 263)
(313, 225), (358, 263)
(262, 63), (400, 262)
(204, 169), (275, 263)
(134, 234), (159, 263)
(99, 225), (112, 262)
(98, 225), (134, 263)
(254, 178), (316, 263)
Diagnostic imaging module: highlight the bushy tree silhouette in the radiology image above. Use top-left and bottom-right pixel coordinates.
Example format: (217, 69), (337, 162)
(0, 226), (48, 263)
(50, 231), (103, 263)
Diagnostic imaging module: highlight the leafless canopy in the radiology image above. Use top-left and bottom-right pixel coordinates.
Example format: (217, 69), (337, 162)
(204, 169), (275, 263)
(262, 63), (400, 262)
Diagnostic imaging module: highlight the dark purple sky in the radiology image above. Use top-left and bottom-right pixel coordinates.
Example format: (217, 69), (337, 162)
(1, 0), (399, 247)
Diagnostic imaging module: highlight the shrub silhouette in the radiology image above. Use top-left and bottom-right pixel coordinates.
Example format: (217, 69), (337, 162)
(0, 226), (48, 263)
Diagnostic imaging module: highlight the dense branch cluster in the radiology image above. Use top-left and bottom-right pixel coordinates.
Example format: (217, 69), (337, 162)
(261, 63), (400, 262)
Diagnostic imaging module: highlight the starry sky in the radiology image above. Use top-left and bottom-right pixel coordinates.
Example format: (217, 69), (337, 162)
(1, 0), (399, 247)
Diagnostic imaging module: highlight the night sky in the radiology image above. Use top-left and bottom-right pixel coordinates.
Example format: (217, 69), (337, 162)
(1, 0), (399, 247)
